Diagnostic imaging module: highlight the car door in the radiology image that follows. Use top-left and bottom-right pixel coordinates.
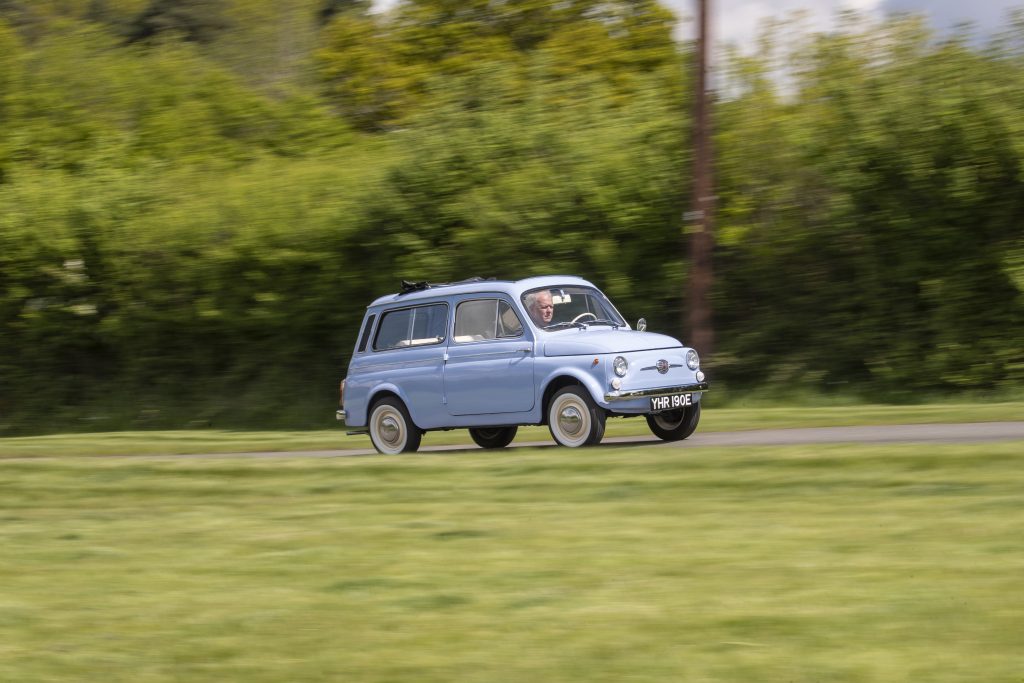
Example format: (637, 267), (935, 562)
(443, 296), (535, 416)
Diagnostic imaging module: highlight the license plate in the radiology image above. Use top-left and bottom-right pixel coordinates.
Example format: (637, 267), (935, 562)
(650, 393), (693, 411)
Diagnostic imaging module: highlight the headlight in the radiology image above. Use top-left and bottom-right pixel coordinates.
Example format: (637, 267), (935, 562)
(686, 349), (700, 370)
(613, 356), (628, 377)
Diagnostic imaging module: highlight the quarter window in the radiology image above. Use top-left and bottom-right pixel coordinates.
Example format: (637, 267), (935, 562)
(357, 314), (376, 352)
(373, 304), (448, 351)
(454, 299), (524, 342)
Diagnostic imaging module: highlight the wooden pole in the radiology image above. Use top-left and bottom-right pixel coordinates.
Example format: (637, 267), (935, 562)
(687, 0), (714, 357)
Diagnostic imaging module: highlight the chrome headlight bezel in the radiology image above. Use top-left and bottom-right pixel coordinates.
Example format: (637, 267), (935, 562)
(613, 356), (628, 377)
(685, 349), (700, 371)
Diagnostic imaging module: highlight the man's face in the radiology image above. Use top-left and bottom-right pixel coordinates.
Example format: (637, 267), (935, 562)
(532, 292), (554, 325)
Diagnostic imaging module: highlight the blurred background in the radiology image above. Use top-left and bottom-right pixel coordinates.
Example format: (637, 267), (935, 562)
(0, 0), (1022, 435)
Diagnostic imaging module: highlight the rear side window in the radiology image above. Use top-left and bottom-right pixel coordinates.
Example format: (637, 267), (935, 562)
(373, 304), (448, 351)
(454, 299), (523, 342)
(357, 314), (376, 352)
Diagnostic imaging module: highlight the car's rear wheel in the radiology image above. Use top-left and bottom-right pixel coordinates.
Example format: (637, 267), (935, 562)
(468, 426), (518, 449)
(645, 403), (701, 441)
(368, 397), (422, 454)
(547, 386), (606, 447)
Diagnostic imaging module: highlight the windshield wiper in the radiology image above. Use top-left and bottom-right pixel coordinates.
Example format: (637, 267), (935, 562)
(543, 319), (622, 331)
(543, 321), (586, 331)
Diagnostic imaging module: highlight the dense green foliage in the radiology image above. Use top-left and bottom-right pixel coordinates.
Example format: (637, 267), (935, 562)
(0, 2), (1022, 433)
(715, 14), (1024, 393)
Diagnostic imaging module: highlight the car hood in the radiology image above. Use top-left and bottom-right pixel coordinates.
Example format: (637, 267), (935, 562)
(542, 329), (683, 356)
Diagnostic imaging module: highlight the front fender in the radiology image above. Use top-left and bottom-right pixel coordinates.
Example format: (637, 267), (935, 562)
(537, 366), (608, 412)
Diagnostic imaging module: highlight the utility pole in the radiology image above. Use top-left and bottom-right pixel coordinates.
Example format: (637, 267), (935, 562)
(687, 0), (714, 357)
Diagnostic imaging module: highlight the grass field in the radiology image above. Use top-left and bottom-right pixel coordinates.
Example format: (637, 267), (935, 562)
(2, 441), (1023, 682)
(2, 401), (1022, 457)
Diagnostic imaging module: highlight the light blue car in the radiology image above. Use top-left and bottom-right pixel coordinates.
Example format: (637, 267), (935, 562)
(338, 275), (708, 453)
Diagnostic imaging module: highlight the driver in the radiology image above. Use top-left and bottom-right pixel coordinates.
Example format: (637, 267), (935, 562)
(525, 290), (554, 327)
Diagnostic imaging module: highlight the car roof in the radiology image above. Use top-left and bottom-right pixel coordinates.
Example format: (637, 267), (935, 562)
(367, 275), (596, 308)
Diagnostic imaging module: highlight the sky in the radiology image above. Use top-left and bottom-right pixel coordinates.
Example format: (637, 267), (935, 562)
(667, 0), (882, 43)
(670, 0), (1022, 44)
(372, 0), (1023, 46)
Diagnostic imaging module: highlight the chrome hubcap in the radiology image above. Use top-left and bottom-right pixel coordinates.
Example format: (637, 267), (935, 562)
(550, 393), (594, 447)
(380, 416), (400, 444)
(559, 406), (583, 435)
(372, 407), (405, 452)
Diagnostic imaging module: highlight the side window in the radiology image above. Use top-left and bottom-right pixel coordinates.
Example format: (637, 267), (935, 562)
(412, 304), (447, 341)
(454, 299), (523, 342)
(373, 304), (447, 351)
(375, 309), (412, 350)
(357, 314), (376, 352)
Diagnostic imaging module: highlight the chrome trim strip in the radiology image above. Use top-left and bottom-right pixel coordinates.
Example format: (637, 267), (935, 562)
(447, 350), (532, 361)
(604, 381), (710, 402)
(352, 358), (444, 373)
(543, 346), (680, 357)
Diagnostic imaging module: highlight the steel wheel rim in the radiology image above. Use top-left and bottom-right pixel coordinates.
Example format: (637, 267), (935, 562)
(372, 406), (406, 453)
(653, 409), (685, 431)
(551, 395), (590, 446)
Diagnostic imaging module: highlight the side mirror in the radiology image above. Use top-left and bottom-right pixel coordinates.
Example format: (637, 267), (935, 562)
(636, 318), (647, 332)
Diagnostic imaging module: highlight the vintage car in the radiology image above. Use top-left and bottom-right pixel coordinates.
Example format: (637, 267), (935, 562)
(338, 275), (708, 453)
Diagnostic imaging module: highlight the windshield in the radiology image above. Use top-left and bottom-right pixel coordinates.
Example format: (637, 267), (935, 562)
(521, 285), (626, 331)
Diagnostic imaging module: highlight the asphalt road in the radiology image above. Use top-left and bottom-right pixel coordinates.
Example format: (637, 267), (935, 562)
(215, 421), (1024, 458)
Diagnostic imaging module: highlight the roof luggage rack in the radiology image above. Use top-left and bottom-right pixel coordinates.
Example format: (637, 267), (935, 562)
(398, 277), (495, 295)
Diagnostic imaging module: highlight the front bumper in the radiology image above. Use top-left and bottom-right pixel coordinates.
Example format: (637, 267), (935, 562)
(604, 381), (709, 403)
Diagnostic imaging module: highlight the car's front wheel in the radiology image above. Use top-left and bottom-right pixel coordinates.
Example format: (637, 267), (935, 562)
(468, 426), (518, 449)
(645, 403), (701, 441)
(368, 397), (422, 454)
(547, 386), (606, 447)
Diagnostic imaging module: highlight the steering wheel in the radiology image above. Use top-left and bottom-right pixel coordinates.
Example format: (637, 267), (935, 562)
(571, 312), (598, 324)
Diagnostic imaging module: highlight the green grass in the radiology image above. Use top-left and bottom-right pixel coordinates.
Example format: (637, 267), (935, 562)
(1, 442), (1023, 682)
(1, 401), (1022, 457)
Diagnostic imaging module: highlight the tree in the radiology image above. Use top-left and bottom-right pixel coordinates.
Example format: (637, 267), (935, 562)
(315, 0), (679, 131)
(0, 19), (19, 183)
(126, 0), (230, 44)
(317, 0), (370, 27)
(712, 13), (1024, 392)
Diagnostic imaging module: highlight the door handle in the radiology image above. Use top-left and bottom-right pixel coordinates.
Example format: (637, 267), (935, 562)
(518, 347), (532, 353)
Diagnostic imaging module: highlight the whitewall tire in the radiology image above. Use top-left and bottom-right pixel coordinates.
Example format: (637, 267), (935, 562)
(547, 386), (606, 447)
(368, 397), (422, 454)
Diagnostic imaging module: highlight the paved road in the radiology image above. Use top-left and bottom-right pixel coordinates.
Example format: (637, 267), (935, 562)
(188, 421), (1024, 459)
(9, 422), (1019, 461)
